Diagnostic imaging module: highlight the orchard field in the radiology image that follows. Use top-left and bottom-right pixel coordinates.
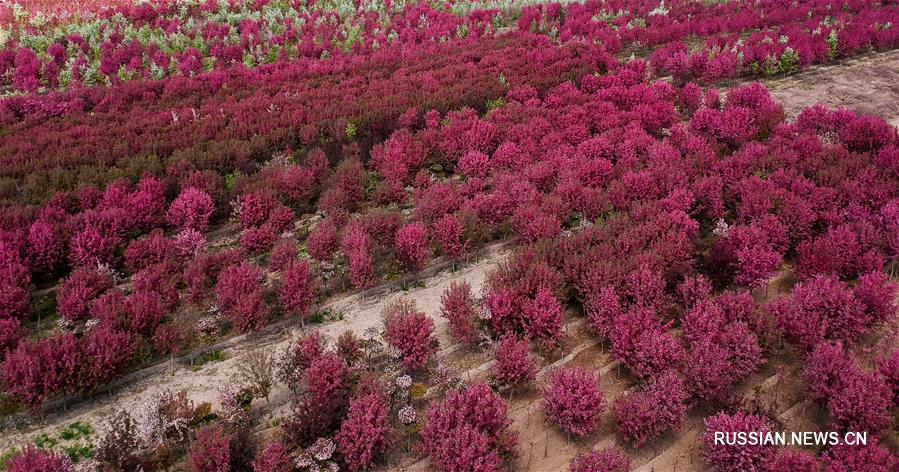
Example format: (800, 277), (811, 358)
(0, 0), (898, 471)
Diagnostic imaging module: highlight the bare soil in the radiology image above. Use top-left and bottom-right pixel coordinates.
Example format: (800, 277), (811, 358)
(765, 49), (899, 127)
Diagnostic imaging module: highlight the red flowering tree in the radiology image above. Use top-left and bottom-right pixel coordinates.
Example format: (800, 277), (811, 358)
(880, 350), (899, 405)
(613, 371), (689, 448)
(824, 443), (897, 472)
(803, 341), (855, 402)
(609, 310), (684, 381)
(382, 300), (437, 371)
(542, 366), (605, 437)
(56, 267), (114, 322)
(584, 286), (621, 338)
(440, 281), (478, 344)
(420, 382), (516, 472)
(523, 288), (564, 351)
(395, 222), (431, 273)
(335, 393), (396, 471)
(767, 449), (820, 472)
(702, 411), (774, 472)
(305, 353), (350, 409)
(0, 318), (22, 359)
(167, 187), (215, 232)
(307, 217), (341, 263)
(235, 193), (274, 229)
(341, 222), (374, 289)
(269, 239), (298, 272)
(75, 327), (136, 393)
(433, 213), (468, 260)
(5, 448), (73, 472)
(278, 331), (326, 391)
(826, 368), (893, 435)
(493, 334), (536, 388)
(853, 271), (898, 324)
(568, 447), (630, 472)
(278, 261), (319, 326)
(252, 442), (292, 472)
(215, 263), (270, 333)
(771, 275), (868, 351)
(186, 425), (239, 472)
(2, 333), (78, 410)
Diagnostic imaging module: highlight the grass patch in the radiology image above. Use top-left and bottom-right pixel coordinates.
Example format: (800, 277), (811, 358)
(191, 349), (226, 371)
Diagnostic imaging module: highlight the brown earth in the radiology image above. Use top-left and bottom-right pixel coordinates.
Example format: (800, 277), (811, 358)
(764, 49), (899, 127)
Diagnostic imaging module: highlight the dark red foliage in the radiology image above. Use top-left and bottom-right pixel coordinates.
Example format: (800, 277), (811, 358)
(542, 366), (604, 437)
(433, 212), (468, 260)
(880, 350), (899, 405)
(240, 224), (279, 255)
(124, 231), (177, 273)
(568, 447), (630, 472)
(493, 334), (536, 388)
(702, 411), (774, 472)
(279, 330), (326, 390)
(768, 449), (820, 472)
(1, 333), (78, 409)
(772, 275), (869, 351)
(395, 222), (431, 272)
(215, 263), (270, 333)
(186, 425), (239, 472)
(853, 271), (898, 324)
(278, 260), (319, 323)
(306, 217), (341, 262)
(5, 448), (73, 472)
(609, 310), (684, 381)
(167, 187), (215, 232)
(252, 442), (292, 472)
(0, 317), (22, 358)
(523, 288), (564, 351)
(56, 267), (114, 322)
(268, 239), (298, 272)
(614, 371), (689, 448)
(440, 281), (478, 344)
(304, 353), (350, 408)
(335, 393), (396, 472)
(382, 301), (437, 370)
(420, 382), (516, 472)
(824, 444), (897, 472)
(76, 326), (136, 392)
